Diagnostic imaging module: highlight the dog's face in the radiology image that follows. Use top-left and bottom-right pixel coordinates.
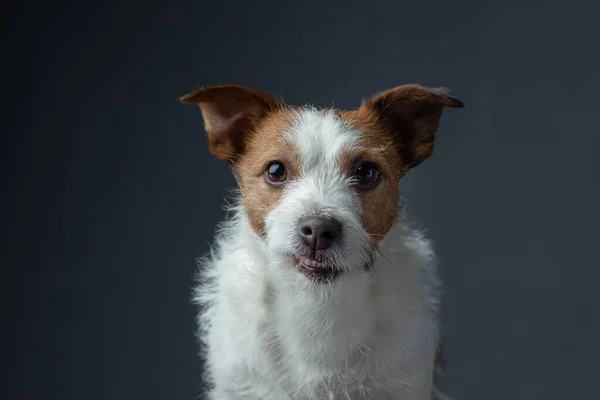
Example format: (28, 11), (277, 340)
(181, 84), (462, 284)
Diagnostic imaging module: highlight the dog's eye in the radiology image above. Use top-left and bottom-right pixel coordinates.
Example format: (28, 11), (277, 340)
(265, 161), (288, 185)
(355, 163), (380, 187)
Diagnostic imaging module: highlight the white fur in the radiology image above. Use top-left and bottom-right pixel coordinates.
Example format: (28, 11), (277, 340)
(193, 109), (447, 399)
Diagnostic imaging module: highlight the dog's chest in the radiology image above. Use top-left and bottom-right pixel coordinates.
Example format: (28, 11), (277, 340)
(253, 276), (410, 397)
(271, 274), (377, 359)
(261, 324), (374, 399)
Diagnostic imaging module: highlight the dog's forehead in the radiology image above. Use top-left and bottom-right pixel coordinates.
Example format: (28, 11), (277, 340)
(283, 108), (363, 168)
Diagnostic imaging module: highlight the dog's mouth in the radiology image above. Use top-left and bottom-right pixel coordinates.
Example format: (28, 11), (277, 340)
(293, 257), (342, 282)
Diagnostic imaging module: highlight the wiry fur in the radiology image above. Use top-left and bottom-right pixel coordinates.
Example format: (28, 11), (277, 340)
(192, 109), (452, 399)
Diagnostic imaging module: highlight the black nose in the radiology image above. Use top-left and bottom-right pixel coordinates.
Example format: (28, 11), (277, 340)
(298, 216), (342, 250)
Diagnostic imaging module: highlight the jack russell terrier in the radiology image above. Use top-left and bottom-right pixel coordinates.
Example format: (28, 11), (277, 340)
(180, 83), (463, 400)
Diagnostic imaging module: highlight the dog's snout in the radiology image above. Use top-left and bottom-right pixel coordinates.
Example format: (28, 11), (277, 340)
(298, 216), (342, 250)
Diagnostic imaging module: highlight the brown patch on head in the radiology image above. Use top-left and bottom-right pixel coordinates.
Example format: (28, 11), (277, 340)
(337, 84), (463, 243)
(180, 84), (300, 236)
(234, 109), (300, 236)
(337, 108), (403, 244)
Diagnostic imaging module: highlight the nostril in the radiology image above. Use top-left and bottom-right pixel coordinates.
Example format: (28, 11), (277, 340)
(321, 220), (342, 240)
(301, 226), (313, 236)
(322, 230), (335, 239)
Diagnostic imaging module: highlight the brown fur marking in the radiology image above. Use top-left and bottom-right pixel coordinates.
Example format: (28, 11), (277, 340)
(235, 109), (299, 236)
(337, 107), (404, 245)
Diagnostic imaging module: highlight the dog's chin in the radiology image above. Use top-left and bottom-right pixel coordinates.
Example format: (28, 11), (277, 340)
(293, 257), (343, 282)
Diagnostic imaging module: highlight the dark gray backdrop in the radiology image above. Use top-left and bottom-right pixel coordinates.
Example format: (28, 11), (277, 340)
(6, 0), (600, 399)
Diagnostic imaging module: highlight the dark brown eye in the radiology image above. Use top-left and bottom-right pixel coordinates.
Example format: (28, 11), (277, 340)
(265, 161), (288, 185)
(355, 163), (380, 187)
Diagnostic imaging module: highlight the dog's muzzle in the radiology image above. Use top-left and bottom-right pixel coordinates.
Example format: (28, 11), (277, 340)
(293, 216), (344, 281)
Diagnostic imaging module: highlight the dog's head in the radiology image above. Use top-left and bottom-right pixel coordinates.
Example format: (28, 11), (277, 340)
(181, 84), (462, 284)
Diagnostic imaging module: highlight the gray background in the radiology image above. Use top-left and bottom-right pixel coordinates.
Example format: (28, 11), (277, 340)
(6, 0), (600, 399)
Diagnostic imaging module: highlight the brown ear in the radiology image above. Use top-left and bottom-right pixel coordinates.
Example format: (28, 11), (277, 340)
(362, 84), (463, 169)
(179, 84), (282, 164)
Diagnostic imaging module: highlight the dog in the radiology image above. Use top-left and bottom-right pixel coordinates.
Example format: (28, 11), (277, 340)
(180, 83), (463, 399)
